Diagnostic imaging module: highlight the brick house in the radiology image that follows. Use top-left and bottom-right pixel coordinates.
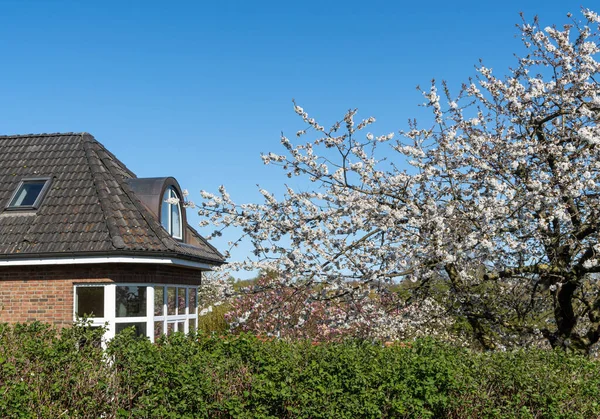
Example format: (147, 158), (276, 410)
(0, 133), (225, 341)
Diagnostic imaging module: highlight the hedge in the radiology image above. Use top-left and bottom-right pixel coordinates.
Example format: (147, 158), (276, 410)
(1, 322), (599, 418)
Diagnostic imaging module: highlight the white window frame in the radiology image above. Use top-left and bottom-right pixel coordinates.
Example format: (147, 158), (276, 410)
(161, 187), (183, 240)
(73, 283), (198, 343)
(73, 283), (111, 328)
(153, 285), (198, 339)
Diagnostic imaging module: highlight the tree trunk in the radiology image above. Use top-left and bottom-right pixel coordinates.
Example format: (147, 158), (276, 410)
(548, 281), (598, 355)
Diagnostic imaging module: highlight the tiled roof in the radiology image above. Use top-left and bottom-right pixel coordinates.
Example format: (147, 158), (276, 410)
(0, 133), (225, 265)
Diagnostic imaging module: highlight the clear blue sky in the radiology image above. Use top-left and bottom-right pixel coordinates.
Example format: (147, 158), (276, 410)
(0, 0), (588, 277)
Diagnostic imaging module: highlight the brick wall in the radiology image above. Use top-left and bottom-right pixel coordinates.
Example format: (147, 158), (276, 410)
(0, 264), (203, 326)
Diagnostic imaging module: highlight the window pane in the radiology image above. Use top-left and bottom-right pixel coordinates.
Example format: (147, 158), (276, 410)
(189, 288), (197, 314)
(177, 321), (185, 333)
(154, 286), (164, 316)
(189, 318), (197, 332)
(115, 286), (147, 317)
(178, 288), (186, 314)
(167, 322), (175, 336)
(167, 287), (176, 315)
(115, 322), (147, 337)
(10, 181), (45, 207)
(161, 190), (170, 232)
(75, 286), (104, 317)
(154, 321), (165, 340)
(171, 198), (181, 238)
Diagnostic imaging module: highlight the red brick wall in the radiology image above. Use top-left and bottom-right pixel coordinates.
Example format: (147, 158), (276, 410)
(0, 264), (203, 326)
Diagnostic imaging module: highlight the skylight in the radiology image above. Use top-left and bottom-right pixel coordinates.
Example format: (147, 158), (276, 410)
(7, 178), (51, 210)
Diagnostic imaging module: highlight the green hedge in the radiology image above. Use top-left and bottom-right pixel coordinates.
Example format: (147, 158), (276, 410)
(1, 323), (599, 418)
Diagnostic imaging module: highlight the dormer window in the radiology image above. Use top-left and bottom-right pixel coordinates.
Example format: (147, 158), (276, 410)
(161, 186), (182, 239)
(6, 178), (51, 210)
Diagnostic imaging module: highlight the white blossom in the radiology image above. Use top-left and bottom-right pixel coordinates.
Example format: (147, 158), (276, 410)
(198, 10), (600, 353)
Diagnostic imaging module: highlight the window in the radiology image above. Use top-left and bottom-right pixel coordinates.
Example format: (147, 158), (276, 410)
(74, 285), (109, 333)
(74, 283), (198, 342)
(161, 187), (182, 239)
(75, 286), (105, 317)
(153, 285), (198, 341)
(116, 286), (146, 317)
(6, 178), (51, 210)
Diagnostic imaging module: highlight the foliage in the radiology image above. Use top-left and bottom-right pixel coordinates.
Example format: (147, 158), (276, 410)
(0, 322), (115, 418)
(199, 9), (600, 353)
(2, 323), (600, 417)
(197, 302), (232, 334)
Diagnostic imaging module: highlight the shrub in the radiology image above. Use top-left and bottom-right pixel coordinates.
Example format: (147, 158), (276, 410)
(197, 302), (231, 334)
(1, 323), (599, 418)
(0, 322), (115, 418)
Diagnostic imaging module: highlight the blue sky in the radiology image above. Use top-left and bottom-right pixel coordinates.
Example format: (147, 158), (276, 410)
(0, 0), (589, 277)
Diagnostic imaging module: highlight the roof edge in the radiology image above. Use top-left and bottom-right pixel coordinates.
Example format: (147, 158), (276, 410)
(0, 248), (226, 265)
(0, 249), (226, 267)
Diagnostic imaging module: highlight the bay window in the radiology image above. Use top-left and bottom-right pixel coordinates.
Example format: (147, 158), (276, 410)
(74, 284), (198, 342)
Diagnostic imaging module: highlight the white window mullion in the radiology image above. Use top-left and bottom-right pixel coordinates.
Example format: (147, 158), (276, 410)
(104, 284), (116, 340)
(168, 189), (173, 235)
(184, 287), (189, 334)
(162, 286), (168, 335)
(146, 285), (155, 342)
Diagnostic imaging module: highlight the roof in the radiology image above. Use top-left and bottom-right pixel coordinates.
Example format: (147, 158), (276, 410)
(0, 132), (225, 265)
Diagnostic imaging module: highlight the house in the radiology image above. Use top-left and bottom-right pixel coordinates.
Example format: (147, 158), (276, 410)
(0, 133), (225, 341)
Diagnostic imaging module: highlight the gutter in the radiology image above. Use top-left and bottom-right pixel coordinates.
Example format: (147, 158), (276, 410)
(0, 250), (226, 270)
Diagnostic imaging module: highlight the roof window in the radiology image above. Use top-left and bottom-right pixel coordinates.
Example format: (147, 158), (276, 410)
(6, 178), (51, 210)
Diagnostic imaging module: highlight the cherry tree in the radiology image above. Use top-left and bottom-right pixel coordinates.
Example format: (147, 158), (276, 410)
(200, 9), (600, 353)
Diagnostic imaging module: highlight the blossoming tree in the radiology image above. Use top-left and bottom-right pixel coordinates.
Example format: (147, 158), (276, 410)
(223, 272), (458, 343)
(200, 10), (600, 353)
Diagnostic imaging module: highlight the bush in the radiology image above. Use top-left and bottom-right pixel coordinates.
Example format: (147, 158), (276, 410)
(197, 303), (231, 334)
(1, 323), (599, 418)
(0, 322), (115, 418)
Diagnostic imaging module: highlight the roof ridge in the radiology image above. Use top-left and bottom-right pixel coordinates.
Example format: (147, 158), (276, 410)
(83, 133), (137, 179)
(0, 132), (87, 140)
(81, 135), (126, 249)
